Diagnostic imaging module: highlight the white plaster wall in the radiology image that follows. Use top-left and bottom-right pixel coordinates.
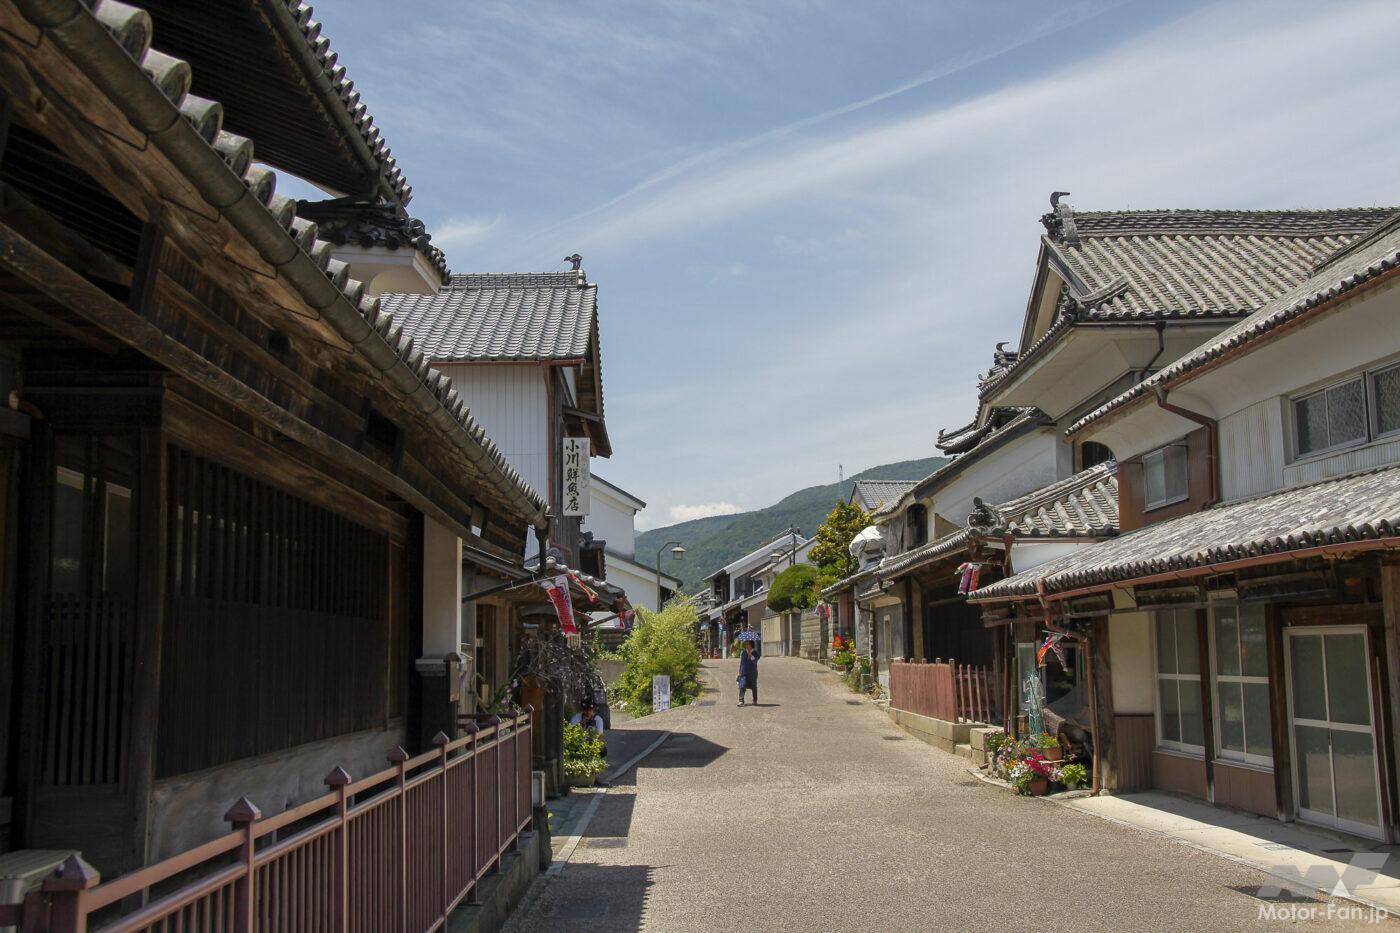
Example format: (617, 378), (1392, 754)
(584, 483), (638, 559)
(593, 554), (679, 616)
(1010, 540), (1088, 575)
(435, 364), (549, 498)
(1108, 610), (1155, 715)
(1088, 279), (1400, 472)
(931, 428), (1059, 527)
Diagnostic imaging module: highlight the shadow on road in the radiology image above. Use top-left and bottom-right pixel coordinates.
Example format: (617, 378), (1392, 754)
(584, 792), (636, 838)
(518, 863), (653, 932)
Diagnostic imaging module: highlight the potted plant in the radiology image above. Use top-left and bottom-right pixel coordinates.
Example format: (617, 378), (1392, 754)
(563, 723), (607, 787)
(1035, 731), (1063, 762)
(1057, 762), (1088, 791)
(1010, 751), (1053, 795)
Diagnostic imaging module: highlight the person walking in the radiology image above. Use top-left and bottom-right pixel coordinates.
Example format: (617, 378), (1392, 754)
(737, 640), (759, 706)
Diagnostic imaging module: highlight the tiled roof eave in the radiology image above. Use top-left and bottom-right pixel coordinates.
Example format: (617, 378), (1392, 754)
(1068, 247), (1400, 438)
(263, 0), (413, 204)
(25, 0), (547, 526)
(968, 465), (1400, 603)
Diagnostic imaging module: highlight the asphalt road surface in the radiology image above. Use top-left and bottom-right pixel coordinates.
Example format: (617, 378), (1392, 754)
(506, 658), (1392, 932)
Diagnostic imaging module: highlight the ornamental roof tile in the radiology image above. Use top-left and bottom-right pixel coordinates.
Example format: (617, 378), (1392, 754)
(969, 464), (1400, 602)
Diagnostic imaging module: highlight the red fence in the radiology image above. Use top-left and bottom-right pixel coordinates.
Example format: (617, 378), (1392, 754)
(889, 660), (999, 724)
(1, 713), (532, 932)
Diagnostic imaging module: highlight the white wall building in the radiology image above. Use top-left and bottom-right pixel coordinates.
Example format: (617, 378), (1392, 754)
(585, 476), (681, 624)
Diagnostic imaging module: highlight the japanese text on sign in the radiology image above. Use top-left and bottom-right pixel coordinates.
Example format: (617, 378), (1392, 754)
(562, 436), (590, 516)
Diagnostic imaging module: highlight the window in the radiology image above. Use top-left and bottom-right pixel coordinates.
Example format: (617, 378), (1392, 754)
(1080, 441), (1115, 470)
(1142, 443), (1189, 510)
(1294, 377), (1367, 457)
(1371, 363), (1400, 438)
(1155, 609), (1204, 752)
(908, 504), (928, 548)
(1210, 602), (1273, 765)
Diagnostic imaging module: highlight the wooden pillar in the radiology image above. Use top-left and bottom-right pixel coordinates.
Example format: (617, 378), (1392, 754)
(125, 423), (167, 869)
(1378, 560), (1400, 841)
(1264, 602), (1294, 823)
(417, 517), (463, 750)
(1091, 616), (1118, 792)
(1196, 608), (1216, 803)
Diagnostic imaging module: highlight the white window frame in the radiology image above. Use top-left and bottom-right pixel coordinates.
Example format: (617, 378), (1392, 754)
(1368, 361), (1400, 442)
(1142, 443), (1189, 511)
(1291, 374), (1368, 459)
(1208, 601), (1273, 768)
(1154, 610), (1204, 754)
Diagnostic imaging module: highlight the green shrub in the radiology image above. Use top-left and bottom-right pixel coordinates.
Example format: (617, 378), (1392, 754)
(766, 564), (820, 612)
(563, 723), (606, 779)
(607, 601), (703, 716)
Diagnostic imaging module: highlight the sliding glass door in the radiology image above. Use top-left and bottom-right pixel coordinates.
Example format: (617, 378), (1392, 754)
(1285, 627), (1384, 839)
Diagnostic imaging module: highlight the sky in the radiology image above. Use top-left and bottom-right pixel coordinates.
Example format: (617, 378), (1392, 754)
(312, 0), (1400, 530)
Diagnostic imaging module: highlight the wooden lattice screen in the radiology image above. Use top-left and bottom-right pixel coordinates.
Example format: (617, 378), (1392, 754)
(157, 446), (391, 778)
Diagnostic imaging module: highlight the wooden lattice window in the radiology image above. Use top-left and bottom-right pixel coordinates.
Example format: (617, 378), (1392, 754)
(157, 447), (392, 777)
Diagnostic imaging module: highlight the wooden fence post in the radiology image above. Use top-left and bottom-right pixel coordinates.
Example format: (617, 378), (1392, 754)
(36, 854), (99, 933)
(387, 746), (409, 933)
(324, 766), (352, 933)
(225, 796), (262, 933)
(433, 731), (451, 919)
(462, 722), (481, 906)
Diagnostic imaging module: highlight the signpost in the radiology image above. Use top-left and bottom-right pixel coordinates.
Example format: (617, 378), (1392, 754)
(652, 674), (671, 712)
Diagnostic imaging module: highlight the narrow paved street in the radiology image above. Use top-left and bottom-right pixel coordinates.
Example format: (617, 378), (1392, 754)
(508, 659), (1387, 932)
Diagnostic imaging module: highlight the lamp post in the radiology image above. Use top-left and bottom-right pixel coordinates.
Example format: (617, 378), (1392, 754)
(655, 541), (685, 610)
(770, 528), (799, 656)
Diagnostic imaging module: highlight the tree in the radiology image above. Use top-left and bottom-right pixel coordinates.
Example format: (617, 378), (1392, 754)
(608, 600), (703, 715)
(767, 563), (821, 612)
(807, 499), (869, 588)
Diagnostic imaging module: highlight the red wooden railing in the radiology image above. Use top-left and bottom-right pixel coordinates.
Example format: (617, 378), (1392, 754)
(889, 660), (999, 724)
(4, 712), (533, 932)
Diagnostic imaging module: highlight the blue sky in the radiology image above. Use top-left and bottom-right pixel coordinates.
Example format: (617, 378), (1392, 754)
(314, 0), (1400, 530)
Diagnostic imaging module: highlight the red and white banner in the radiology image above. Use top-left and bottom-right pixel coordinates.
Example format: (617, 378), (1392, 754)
(540, 575), (578, 634)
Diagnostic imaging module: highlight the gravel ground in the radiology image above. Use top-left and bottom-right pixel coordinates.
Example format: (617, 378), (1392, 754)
(506, 658), (1394, 932)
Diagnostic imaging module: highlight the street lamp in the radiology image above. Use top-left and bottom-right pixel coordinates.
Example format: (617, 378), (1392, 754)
(655, 541), (684, 609)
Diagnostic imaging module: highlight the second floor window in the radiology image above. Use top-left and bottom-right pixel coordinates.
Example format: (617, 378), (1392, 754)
(1142, 443), (1188, 510)
(1292, 362), (1400, 459)
(908, 504), (928, 548)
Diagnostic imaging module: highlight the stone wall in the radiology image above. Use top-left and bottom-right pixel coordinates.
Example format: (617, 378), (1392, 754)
(799, 609), (825, 660)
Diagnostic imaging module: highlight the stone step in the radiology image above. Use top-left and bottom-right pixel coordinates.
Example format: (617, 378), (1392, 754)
(954, 743), (973, 759)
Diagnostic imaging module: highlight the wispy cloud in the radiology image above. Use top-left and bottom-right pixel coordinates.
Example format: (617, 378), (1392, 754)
(431, 214), (502, 252)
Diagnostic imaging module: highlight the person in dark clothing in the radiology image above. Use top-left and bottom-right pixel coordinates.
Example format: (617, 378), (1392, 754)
(737, 640), (759, 706)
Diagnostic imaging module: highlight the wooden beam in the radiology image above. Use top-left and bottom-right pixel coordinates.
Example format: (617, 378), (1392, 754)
(1265, 602), (1294, 823)
(1091, 616), (1118, 791)
(0, 218), (482, 542)
(1, 289), (114, 355)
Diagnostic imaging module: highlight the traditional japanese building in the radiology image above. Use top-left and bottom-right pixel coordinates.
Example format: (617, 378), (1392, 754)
(972, 210), (1400, 840)
(0, 0), (547, 888)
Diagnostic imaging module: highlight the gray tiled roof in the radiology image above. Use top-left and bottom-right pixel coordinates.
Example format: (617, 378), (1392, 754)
(1069, 214), (1400, 437)
(970, 464), (1400, 601)
(52, 0), (544, 519)
(380, 276), (597, 362)
(879, 463), (1119, 579)
(982, 203), (1398, 399)
(851, 480), (917, 512)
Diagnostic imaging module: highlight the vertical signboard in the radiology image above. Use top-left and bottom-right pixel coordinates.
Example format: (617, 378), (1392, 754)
(652, 674), (672, 712)
(562, 436), (590, 516)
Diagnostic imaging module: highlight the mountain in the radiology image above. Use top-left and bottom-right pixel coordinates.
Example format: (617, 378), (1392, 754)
(635, 456), (948, 593)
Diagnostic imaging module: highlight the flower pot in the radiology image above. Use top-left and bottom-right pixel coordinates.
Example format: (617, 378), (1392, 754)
(1042, 745), (1063, 762)
(567, 772), (601, 788)
(1028, 777), (1049, 796)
